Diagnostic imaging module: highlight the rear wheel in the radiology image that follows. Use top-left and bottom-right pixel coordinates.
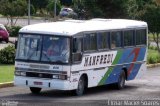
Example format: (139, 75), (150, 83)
(116, 71), (126, 89)
(5, 39), (8, 43)
(75, 76), (86, 96)
(30, 87), (41, 94)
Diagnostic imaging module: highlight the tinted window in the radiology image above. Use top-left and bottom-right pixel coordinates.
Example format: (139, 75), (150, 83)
(73, 37), (82, 53)
(111, 31), (122, 49)
(84, 33), (97, 51)
(124, 30), (134, 47)
(97, 32), (109, 50)
(136, 29), (146, 45)
(72, 37), (83, 62)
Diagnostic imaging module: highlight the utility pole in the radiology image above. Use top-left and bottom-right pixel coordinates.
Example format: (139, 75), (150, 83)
(28, 0), (31, 25)
(54, 0), (57, 21)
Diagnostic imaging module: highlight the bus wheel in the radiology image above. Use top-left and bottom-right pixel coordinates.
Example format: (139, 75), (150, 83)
(75, 76), (86, 96)
(30, 87), (41, 94)
(116, 71), (125, 89)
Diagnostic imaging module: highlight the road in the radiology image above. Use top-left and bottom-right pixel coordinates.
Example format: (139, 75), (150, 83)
(0, 67), (160, 106)
(0, 17), (48, 26)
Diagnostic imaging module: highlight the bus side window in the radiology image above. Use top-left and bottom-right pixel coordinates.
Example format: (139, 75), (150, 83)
(97, 32), (109, 50)
(136, 29), (146, 45)
(124, 30), (134, 47)
(72, 37), (82, 63)
(111, 31), (122, 49)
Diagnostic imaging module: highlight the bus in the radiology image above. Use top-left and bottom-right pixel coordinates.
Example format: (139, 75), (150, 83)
(14, 19), (148, 96)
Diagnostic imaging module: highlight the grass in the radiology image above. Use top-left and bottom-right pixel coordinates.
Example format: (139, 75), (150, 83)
(0, 64), (14, 83)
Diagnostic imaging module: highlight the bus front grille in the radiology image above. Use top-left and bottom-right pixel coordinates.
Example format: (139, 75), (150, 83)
(26, 72), (53, 79)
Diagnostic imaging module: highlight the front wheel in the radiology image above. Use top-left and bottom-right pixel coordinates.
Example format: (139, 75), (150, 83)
(30, 87), (41, 94)
(116, 71), (126, 89)
(75, 76), (86, 96)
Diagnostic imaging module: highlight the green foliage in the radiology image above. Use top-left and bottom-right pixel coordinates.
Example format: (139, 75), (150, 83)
(147, 56), (158, 64)
(0, 45), (15, 64)
(0, 0), (27, 26)
(60, 0), (72, 6)
(126, 0), (160, 53)
(73, 0), (128, 19)
(147, 49), (160, 64)
(6, 26), (21, 37)
(0, 0), (27, 17)
(148, 46), (158, 50)
(141, 4), (160, 34)
(46, 0), (61, 16)
(126, 0), (152, 19)
(31, 0), (49, 11)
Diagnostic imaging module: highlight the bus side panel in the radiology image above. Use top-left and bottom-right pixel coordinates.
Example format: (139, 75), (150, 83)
(71, 47), (147, 88)
(98, 47), (147, 86)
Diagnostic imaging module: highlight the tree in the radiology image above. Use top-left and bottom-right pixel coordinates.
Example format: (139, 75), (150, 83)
(0, 0), (27, 26)
(31, 0), (49, 14)
(125, 0), (153, 19)
(46, 0), (61, 18)
(155, 0), (160, 5)
(73, 0), (128, 19)
(141, 4), (160, 53)
(96, 0), (128, 18)
(126, 0), (160, 53)
(60, 0), (72, 6)
(73, 0), (104, 19)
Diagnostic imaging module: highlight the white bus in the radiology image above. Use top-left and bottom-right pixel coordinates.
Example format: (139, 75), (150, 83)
(14, 19), (148, 96)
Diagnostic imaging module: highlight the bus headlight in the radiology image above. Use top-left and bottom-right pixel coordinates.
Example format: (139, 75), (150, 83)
(21, 71), (26, 76)
(15, 71), (21, 76)
(52, 75), (59, 79)
(15, 71), (26, 76)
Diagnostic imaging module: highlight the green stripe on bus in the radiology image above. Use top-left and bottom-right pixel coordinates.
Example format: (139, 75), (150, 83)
(112, 50), (123, 65)
(98, 67), (113, 86)
(98, 50), (123, 86)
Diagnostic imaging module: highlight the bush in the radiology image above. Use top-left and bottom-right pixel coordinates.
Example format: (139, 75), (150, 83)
(147, 56), (158, 64)
(157, 55), (160, 63)
(6, 26), (22, 37)
(148, 45), (157, 50)
(147, 49), (160, 64)
(0, 45), (15, 64)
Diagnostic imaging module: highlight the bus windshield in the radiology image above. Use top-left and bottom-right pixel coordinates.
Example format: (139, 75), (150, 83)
(16, 34), (70, 63)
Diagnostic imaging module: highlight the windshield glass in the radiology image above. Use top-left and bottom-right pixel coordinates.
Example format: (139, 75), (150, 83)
(16, 34), (70, 63)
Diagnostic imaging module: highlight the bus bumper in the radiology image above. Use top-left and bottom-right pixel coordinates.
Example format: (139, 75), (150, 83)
(14, 76), (76, 90)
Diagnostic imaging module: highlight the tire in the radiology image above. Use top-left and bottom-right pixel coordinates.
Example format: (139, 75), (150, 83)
(30, 87), (41, 94)
(116, 71), (126, 89)
(75, 76), (86, 96)
(5, 39), (8, 43)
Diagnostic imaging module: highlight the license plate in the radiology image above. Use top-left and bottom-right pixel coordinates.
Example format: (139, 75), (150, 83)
(34, 81), (43, 85)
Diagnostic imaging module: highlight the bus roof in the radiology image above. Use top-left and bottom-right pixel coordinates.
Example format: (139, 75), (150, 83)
(19, 18), (147, 36)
